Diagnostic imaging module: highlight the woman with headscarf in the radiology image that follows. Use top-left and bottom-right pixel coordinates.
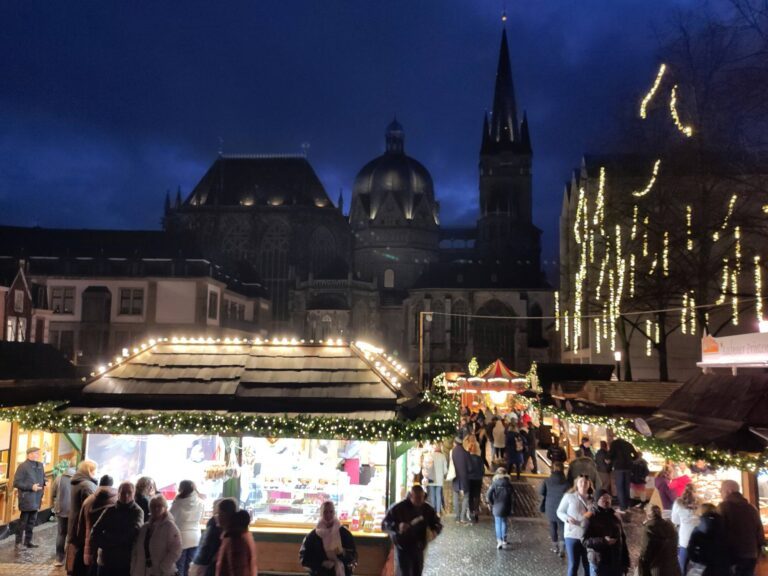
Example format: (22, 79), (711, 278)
(131, 495), (182, 576)
(300, 501), (357, 576)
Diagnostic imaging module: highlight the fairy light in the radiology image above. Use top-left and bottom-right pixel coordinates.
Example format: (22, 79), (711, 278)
(564, 312), (570, 348)
(594, 317), (602, 354)
(632, 159), (661, 198)
(654, 321), (660, 344)
(662, 231), (670, 277)
(717, 260), (729, 305)
(681, 292), (688, 334)
(649, 256), (658, 275)
(646, 319), (653, 356)
(555, 291), (560, 331)
(630, 205), (639, 240)
(756, 256), (764, 323)
(629, 253), (636, 297)
(686, 205), (693, 251)
(593, 167), (606, 231)
(720, 194), (738, 232)
(669, 85), (693, 137)
(732, 270), (739, 325)
(735, 226), (742, 271)
(640, 63), (666, 119)
(689, 292), (697, 335)
(642, 216), (650, 257)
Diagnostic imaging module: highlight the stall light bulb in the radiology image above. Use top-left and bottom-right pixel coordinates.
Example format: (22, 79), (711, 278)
(149, 339), (157, 346)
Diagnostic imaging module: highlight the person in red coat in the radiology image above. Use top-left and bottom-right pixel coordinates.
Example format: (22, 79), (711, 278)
(216, 510), (258, 576)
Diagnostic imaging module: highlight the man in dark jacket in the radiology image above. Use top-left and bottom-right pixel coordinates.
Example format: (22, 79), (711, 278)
(576, 437), (594, 459)
(539, 461), (569, 556)
(718, 480), (765, 576)
(91, 481), (143, 576)
(52, 465), (76, 565)
(12, 446), (46, 548)
(450, 438), (470, 522)
(192, 498), (237, 576)
(382, 485), (442, 576)
(521, 422), (539, 474)
(582, 490), (630, 576)
(505, 426), (527, 479)
(608, 438), (637, 511)
(546, 438), (567, 465)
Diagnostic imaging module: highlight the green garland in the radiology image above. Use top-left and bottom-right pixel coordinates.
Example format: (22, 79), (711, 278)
(0, 391), (460, 442)
(537, 401), (768, 473)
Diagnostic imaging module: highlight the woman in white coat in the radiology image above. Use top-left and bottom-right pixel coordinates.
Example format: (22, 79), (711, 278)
(556, 475), (594, 576)
(170, 481), (206, 576)
(131, 495), (183, 576)
(670, 483), (699, 574)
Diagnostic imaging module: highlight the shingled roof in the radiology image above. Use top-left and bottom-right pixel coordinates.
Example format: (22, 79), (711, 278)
(71, 338), (416, 419)
(551, 380), (682, 411)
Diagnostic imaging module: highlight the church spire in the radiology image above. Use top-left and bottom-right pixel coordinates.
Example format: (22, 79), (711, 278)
(489, 28), (520, 146)
(520, 111), (531, 154)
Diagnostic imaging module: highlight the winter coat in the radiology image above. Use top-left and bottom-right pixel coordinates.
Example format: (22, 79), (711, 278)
(52, 468), (75, 517)
(670, 500), (699, 548)
(638, 516), (682, 576)
(382, 498), (442, 553)
(492, 421), (506, 448)
(13, 458), (46, 512)
(130, 514), (183, 576)
(451, 445), (470, 492)
(79, 486), (118, 565)
(687, 512), (730, 576)
(192, 517), (222, 576)
(136, 494), (151, 523)
(653, 476), (675, 511)
(523, 427), (538, 451)
(607, 439), (637, 471)
(567, 457), (602, 492)
(504, 430), (526, 462)
(630, 459), (650, 485)
(582, 506), (630, 576)
(424, 451), (447, 486)
(539, 471), (569, 523)
(556, 492), (593, 540)
(467, 453), (484, 481)
(91, 500), (144, 569)
(576, 445), (593, 459)
(67, 472), (97, 543)
(594, 450), (611, 474)
(485, 473), (514, 518)
(546, 445), (567, 464)
(170, 493), (205, 550)
(718, 491), (765, 560)
(216, 530), (258, 576)
(299, 525), (357, 576)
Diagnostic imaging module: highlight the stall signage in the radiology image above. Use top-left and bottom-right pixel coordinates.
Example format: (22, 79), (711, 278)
(700, 332), (768, 367)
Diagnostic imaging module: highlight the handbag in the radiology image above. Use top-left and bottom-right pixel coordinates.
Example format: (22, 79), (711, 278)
(445, 454), (456, 482)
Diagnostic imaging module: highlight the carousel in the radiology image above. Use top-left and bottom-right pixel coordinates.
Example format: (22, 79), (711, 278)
(448, 359), (527, 414)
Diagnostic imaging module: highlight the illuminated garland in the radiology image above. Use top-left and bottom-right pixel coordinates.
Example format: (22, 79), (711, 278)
(535, 402), (768, 472)
(0, 393), (460, 442)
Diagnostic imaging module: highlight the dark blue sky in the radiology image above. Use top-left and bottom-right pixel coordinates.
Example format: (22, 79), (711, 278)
(0, 0), (702, 261)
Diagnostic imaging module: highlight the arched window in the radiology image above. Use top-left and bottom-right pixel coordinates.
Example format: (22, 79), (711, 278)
(309, 227), (336, 278)
(473, 299), (516, 367)
(259, 222), (290, 321)
(384, 269), (395, 289)
(321, 315), (333, 340)
(451, 300), (468, 345)
(431, 300), (445, 344)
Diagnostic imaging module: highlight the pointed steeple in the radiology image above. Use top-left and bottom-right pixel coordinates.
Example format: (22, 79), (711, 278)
(175, 186), (182, 208)
(337, 188), (344, 214)
(520, 111), (532, 154)
(489, 28), (520, 146)
(481, 111), (491, 153)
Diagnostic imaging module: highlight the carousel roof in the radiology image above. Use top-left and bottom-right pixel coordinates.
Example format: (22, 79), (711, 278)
(69, 337), (418, 420)
(455, 359), (526, 392)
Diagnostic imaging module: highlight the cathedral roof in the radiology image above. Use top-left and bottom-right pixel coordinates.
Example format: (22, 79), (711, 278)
(186, 155), (333, 209)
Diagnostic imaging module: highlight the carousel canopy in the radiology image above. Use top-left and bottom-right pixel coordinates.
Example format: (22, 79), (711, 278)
(456, 359), (526, 392)
(68, 338), (417, 420)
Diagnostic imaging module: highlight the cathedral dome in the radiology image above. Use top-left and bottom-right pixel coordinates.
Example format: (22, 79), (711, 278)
(352, 120), (436, 223)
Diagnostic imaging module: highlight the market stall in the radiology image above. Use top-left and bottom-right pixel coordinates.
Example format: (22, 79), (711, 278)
(3, 337), (455, 576)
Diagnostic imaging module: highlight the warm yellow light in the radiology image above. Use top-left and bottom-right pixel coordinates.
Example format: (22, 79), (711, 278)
(640, 63), (666, 119)
(632, 159), (661, 198)
(669, 85), (694, 137)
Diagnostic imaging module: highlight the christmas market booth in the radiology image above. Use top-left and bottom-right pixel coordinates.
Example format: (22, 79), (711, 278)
(0, 342), (82, 527)
(2, 337), (456, 576)
(446, 358), (527, 414)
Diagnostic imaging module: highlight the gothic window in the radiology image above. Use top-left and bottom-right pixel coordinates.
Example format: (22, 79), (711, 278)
(259, 222), (290, 321)
(384, 269), (395, 288)
(473, 299), (516, 367)
(321, 315), (332, 340)
(309, 227), (336, 278)
(431, 300), (445, 344)
(451, 300), (468, 345)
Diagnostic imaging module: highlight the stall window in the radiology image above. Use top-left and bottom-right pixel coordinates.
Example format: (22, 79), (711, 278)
(50, 287), (75, 314)
(119, 288), (144, 316)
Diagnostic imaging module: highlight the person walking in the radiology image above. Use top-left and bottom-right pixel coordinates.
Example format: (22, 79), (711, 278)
(91, 481), (145, 576)
(170, 480), (205, 576)
(52, 462), (75, 566)
(131, 495), (182, 576)
(686, 503), (729, 576)
(382, 485), (442, 576)
(300, 501), (357, 576)
(12, 446), (46, 549)
(582, 489), (630, 576)
(576, 437), (593, 459)
(216, 510), (257, 576)
(465, 436), (484, 523)
(547, 438), (567, 465)
(638, 505), (681, 576)
(135, 477), (157, 523)
(521, 421), (539, 474)
(504, 424), (526, 480)
(68, 459), (98, 576)
(718, 479), (765, 576)
(492, 418), (506, 461)
(539, 461), (569, 557)
(594, 441), (612, 496)
(608, 438), (637, 512)
(557, 475), (594, 576)
(671, 483), (699, 574)
(450, 437), (470, 523)
(190, 498), (237, 576)
(567, 456), (601, 493)
(78, 475), (118, 573)
(486, 467), (514, 550)
(630, 452), (650, 506)
(423, 444), (447, 514)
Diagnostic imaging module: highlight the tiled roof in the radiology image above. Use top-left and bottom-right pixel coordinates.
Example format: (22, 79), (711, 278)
(552, 380), (682, 409)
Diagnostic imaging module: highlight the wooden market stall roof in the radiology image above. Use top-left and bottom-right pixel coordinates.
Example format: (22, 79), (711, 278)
(0, 342), (83, 406)
(70, 338), (417, 420)
(551, 380), (682, 411)
(646, 373), (768, 452)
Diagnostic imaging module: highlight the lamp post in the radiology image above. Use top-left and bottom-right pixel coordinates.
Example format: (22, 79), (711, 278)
(614, 350), (622, 381)
(418, 311), (432, 389)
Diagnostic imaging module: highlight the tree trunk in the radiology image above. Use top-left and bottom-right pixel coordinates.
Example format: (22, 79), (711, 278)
(656, 311), (670, 381)
(619, 316), (633, 381)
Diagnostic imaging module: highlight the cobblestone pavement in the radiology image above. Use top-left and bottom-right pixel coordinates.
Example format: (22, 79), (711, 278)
(0, 520), (62, 575)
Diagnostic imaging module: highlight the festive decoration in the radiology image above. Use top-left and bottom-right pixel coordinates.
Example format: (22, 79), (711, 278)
(632, 159), (662, 198)
(0, 391), (460, 442)
(640, 63), (666, 119)
(468, 357), (479, 377)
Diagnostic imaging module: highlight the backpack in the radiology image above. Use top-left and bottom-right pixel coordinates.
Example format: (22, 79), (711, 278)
(514, 434), (525, 453)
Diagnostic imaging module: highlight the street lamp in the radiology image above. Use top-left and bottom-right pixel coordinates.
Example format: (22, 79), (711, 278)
(418, 311), (433, 389)
(614, 350), (622, 381)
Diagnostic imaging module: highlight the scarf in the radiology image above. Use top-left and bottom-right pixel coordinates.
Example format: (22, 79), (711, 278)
(315, 518), (345, 576)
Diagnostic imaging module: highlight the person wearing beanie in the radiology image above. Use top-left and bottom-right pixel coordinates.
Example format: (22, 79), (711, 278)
(486, 467), (514, 550)
(582, 489), (629, 576)
(12, 446), (46, 548)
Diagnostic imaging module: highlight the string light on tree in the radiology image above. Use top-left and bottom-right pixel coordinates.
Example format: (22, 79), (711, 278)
(632, 159), (662, 198)
(640, 63), (667, 119)
(669, 85), (694, 137)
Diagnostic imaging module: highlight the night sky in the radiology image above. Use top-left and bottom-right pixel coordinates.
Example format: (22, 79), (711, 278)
(1, 0), (703, 262)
